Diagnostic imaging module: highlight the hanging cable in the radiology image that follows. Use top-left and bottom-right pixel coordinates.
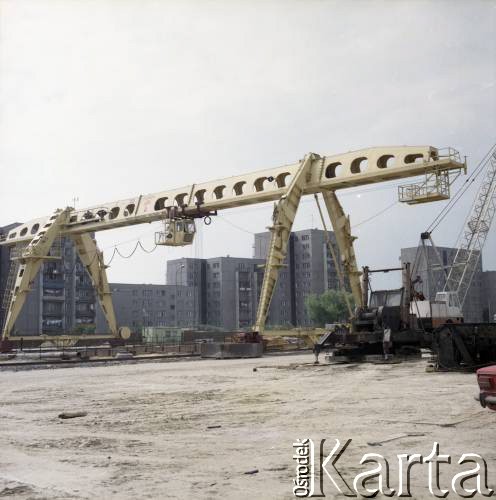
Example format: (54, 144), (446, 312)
(351, 200), (399, 229)
(115, 242), (141, 259)
(138, 240), (158, 254)
(104, 247), (118, 266)
(217, 214), (255, 235)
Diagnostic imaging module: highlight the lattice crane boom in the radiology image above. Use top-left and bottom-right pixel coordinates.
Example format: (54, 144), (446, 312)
(444, 146), (496, 307)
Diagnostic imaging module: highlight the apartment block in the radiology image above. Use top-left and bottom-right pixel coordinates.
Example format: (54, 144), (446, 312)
(96, 283), (199, 334)
(0, 225), (97, 336)
(253, 228), (342, 326)
(167, 256), (267, 330)
(482, 271), (496, 322)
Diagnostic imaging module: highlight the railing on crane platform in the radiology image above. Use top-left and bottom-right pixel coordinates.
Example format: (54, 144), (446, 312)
(398, 147), (465, 205)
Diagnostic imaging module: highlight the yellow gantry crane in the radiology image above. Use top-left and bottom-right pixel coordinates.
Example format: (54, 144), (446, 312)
(0, 146), (465, 345)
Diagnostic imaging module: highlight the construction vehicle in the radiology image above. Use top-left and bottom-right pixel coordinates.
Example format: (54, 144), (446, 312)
(0, 146), (466, 353)
(315, 145), (496, 370)
(314, 263), (496, 370)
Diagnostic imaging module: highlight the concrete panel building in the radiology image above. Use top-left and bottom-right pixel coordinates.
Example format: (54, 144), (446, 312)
(0, 224), (98, 336)
(96, 283), (199, 334)
(204, 257), (265, 330)
(254, 229), (342, 327)
(482, 271), (496, 322)
(165, 229), (343, 330)
(400, 246), (484, 322)
(166, 258), (206, 325)
(0, 223), (22, 330)
(167, 256), (267, 330)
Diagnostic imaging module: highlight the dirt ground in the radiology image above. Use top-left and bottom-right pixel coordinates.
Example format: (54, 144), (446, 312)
(0, 353), (494, 499)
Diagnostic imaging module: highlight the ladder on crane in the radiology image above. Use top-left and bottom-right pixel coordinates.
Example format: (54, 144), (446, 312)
(1, 245), (23, 327)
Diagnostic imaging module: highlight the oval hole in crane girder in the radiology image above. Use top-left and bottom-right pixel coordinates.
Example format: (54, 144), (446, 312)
(194, 189), (207, 204)
(175, 193), (188, 207)
(350, 157), (368, 174)
(154, 197), (168, 211)
(325, 162), (343, 178)
(109, 207), (120, 220)
(276, 172), (291, 188)
(233, 181), (246, 196)
(213, 185), (226, 200)
(404, 153), (424, 164)
(377, 155), (395, 169)
(254, 177), (268, 192)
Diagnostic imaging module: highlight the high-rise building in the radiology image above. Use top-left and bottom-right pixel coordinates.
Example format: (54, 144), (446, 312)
(482, 271), (496, 322)
(165, 229), (343, 330)
(96, 283), (199, 333)
(0, 223), (22, 330)
(167, 256), (267, 330)
(0, 224), (97, 336)
(400, 246), (484, 322)
(204, 257), (266, 330)
(166, 257), (206, 325)
(253, 228), (342, 326)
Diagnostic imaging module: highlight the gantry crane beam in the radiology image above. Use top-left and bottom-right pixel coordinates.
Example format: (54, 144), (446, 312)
(1, 146), (462, 246)
(0, 145), (465, 340)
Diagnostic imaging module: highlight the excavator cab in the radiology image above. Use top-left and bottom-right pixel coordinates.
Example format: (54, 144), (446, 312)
(155, 218), (196, 246)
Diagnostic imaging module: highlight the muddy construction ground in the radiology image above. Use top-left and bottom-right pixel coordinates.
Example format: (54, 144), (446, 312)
(0, 354), (494, 499)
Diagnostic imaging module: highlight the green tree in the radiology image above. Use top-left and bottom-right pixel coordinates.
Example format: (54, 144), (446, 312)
(305, 289), (354, 326)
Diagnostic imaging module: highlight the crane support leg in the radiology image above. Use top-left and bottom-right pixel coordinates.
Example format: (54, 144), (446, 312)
(321, 190), (363, 307)
(254, 154), (316, 333)
(1, 208), (71, 341)
(313, 193), (354, 318)
(70, 233), (118, 337)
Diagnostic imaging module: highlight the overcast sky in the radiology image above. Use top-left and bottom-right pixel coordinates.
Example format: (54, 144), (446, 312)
(1, 0), (495, 289)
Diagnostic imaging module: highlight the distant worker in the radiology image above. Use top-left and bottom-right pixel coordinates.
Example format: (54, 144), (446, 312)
(382, 327), (392, 360)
